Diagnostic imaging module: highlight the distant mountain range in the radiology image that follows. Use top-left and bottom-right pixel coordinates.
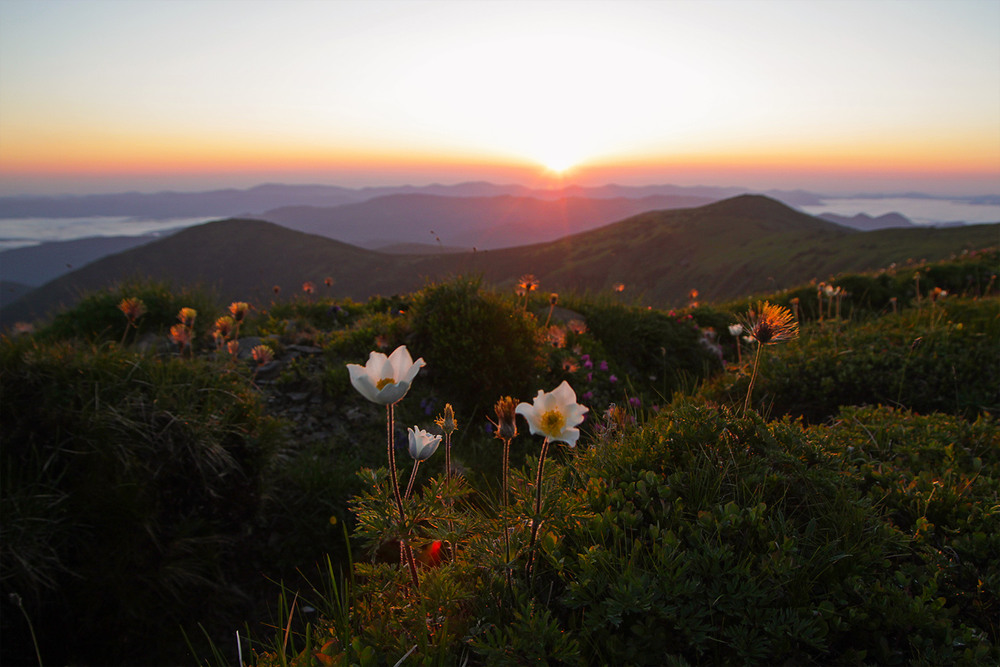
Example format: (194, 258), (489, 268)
(0, 181), (822, 220)
(253, 193), (718, 248)
(0, 185), (950, 290)
(817, 211), (915, 230)
(4, 195), (997, 327)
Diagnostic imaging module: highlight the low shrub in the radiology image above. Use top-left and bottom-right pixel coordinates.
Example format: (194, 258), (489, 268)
(699, 296), (1000, 421)
(410, 277), (545, 418)
(0, 337), (278, 665)
(38, 279), (219, 346)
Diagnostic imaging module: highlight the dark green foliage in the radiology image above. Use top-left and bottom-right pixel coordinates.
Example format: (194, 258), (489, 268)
(0, 338), (277, 665)
(553, 405), (912, 665)
(410, 276), (545, 417)
(757, 247), (999, 324)
(818, 406), (1000, 648)
(39, 278), (218, 345)
(5, 252), (999, 666)
(700, 296), (1000, 421)
(581, 303), (722, 401)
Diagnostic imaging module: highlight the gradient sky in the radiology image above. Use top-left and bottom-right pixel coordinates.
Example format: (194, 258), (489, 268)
(1, 0), (998, 196)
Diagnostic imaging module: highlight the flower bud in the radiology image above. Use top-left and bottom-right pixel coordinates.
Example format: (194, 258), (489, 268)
(435, 403), (458, 435)
(493, 396), (518, 441)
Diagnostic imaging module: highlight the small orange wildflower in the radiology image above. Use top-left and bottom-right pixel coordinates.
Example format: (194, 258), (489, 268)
(739, 301), (798, 345)
(118, 297), (146, 323)
(177, 308), (197, 327)
(229, 301), (250, 322)
(169, 323), (192, 347)
(251, 344), (274, 365)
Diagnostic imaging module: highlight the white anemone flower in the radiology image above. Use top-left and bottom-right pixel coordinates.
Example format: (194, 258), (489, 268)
(728, 323), (743, 336)
(407, 427), (442, 461)
(515, 380), (589, 446)
(347, 345), (425, 405)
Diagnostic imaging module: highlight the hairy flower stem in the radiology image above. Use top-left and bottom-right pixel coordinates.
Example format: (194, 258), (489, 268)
(386, 403), (419, 588)
(444, 433), (452, 483)
(743, 342), (764, 414)
(525, 438), (551, 585)
(500, 437), (513, 588)
(404, 461), (421, 501)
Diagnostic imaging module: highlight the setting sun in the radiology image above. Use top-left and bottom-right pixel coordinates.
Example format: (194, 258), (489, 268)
(0, 0), (996, 196)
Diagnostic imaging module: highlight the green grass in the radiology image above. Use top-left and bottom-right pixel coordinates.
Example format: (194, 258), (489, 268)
(1, 249), (997, 665)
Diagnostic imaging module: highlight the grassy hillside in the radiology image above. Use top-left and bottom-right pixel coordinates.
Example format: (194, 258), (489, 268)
(3, 195), (996, 328)
(261, 193), (715, 248)
(1, 249), (997, 665)
(421, 195), (998, 305)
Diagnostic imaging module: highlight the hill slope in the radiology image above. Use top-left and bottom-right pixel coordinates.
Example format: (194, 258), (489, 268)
(4, 196), (997, 324)
(258, 193), (716, 249)
(0, 219), (426, 324)
(0, 234), (161, 286)
(413, 195), (998, 304)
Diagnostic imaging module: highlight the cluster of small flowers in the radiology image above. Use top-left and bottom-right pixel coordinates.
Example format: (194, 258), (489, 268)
(169, 308), (197, 354)
(118, 297), (147, 344)
(213, 301), (251, 357)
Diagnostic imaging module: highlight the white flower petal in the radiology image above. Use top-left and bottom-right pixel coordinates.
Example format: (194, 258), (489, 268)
(550, 380), (578, 405)
(378, 380), (410, 405)
(347, 363), (379, 402)
(388, 345), (414, 378)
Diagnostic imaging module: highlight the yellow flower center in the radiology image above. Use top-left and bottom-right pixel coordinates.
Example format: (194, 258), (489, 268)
(376, 377), (397, 391)
(539, 409), (566, 437)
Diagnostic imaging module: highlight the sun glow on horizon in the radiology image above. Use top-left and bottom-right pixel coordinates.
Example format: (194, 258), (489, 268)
(0, 0), (997, 197)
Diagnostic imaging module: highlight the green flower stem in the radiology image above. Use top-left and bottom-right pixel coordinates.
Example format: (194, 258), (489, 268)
(386, 402), (420, 589)
(525, 438), (551, 584)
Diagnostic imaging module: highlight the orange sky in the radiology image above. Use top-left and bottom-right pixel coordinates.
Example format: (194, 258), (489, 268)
(1, 0), (997, 196)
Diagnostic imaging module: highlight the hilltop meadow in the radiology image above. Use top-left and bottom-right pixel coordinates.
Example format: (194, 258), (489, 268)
(1, 243), (998, 666)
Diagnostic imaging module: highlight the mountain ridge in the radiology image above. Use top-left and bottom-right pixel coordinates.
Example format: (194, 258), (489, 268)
(3, 195), (997, 326)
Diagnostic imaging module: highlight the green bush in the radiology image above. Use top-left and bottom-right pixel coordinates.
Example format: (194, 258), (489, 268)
(699, 296), (1000, 421)
(818, 405), (1000, 646)
(410, 277), (545, 418)
(38, 279), (219, 346)
(0, 337), (278, 665)
(577, 303), (722, 401)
